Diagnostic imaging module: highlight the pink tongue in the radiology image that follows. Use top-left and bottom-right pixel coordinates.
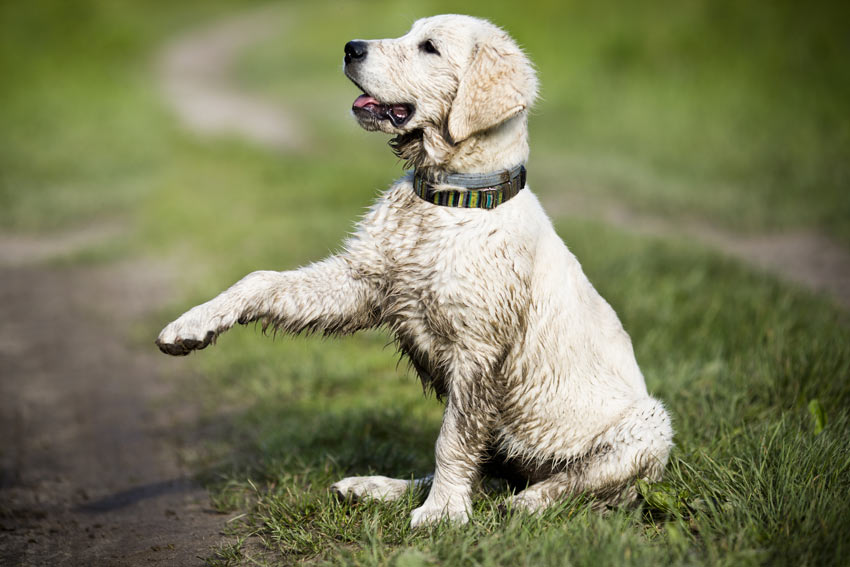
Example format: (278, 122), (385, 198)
(353, 94), (380, 108)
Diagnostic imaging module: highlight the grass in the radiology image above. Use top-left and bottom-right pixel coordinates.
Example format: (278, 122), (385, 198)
(0, 0), (259, 232)
(194, 223), (850, 567)
(236, 0), (850, 243)
(2, 0), (849, 566)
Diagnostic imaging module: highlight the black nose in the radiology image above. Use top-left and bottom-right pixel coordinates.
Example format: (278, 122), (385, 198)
(344, 40), (368, 64)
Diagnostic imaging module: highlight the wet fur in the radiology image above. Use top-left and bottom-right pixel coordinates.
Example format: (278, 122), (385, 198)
(157, 15), (674, 527)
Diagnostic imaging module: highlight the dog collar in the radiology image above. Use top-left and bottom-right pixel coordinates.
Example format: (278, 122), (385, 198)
(411, 164), (527, 210)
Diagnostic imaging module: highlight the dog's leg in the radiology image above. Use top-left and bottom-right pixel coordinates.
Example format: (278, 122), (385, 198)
(331, 474), (433, 502)
(409, 351), (503, 527)
(410, 399), (484, 526)
(156, 255), (381, 355)
(507, 398), (673, 512)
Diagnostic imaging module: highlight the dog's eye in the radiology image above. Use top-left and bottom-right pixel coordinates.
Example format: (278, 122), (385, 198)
(418, 39), (440, 56)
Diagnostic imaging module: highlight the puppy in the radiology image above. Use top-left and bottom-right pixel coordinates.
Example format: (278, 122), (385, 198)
(157, 14), (673, 528)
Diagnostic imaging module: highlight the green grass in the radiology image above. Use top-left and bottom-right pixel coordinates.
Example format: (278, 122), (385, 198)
(193, 223), (850, 567)
(0, 0), (260, 232)
(236, 0), (850, 243)
(2, 1), (849, 566)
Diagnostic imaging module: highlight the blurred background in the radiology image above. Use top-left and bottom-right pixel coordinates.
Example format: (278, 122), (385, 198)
(2, 0), (849, 564)
(3, 0), (849, 248)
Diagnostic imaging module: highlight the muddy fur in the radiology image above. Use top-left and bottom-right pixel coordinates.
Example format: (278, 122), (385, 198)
(157, 14), (674, 527)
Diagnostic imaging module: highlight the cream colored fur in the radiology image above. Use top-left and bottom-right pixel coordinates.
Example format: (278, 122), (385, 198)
(157, 14), (673, 528)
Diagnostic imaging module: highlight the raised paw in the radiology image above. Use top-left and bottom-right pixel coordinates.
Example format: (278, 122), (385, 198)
(156, 331), (214, 356)
(156, 307), (219, 356)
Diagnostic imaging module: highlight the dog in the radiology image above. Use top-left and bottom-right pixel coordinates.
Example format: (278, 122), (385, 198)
(156, 14), (673, 528)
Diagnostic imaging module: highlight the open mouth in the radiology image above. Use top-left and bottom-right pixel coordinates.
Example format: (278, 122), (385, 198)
(352, 94), (415, 127)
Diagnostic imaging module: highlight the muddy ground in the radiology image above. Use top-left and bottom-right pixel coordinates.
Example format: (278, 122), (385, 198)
(0, 245), (225, 566)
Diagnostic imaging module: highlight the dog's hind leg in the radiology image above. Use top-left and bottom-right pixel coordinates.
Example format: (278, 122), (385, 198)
(331, 474), (433, 502)
(507, 398), (673, 512)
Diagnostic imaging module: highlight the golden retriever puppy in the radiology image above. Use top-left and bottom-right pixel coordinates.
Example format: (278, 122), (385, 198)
(157, 14), (673, 528)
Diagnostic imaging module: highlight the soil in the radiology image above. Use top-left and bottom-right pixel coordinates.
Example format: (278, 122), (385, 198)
(0, 234), (225, 566)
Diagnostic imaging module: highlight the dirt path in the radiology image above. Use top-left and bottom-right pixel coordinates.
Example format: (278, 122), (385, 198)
(158, 4), (306, 150)
(0, 233), (224, 566)
(545, 194), (850, 308)
(1, 10), (306, 565)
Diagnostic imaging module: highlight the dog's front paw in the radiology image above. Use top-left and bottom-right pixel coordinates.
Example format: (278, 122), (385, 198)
(156, 307), (219, 356)
(410, 498), (470, 528)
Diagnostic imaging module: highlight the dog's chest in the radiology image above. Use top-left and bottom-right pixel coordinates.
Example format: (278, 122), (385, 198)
(368, 186), (534, 381)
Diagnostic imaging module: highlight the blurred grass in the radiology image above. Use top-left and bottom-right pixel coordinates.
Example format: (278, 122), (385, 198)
(2, 1), (849, 566)
(0, 0), (258, 231)
(235, 0), (850, 242)
(4, 0), (849, 241)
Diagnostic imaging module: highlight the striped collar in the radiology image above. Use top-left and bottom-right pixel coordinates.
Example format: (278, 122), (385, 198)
(411, 164), (527, 210)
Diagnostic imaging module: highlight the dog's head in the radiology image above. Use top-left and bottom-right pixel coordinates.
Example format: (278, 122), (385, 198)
(343, 15), (538, 167)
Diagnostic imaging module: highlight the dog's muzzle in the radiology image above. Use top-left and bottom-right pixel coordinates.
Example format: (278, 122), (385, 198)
(344, 40), (415, 128)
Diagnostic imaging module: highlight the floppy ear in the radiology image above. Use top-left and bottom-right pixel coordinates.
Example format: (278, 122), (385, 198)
(447, 41), (538, 144)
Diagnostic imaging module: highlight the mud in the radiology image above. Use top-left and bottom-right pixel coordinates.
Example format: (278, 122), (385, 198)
(0, 243), (225, 566)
